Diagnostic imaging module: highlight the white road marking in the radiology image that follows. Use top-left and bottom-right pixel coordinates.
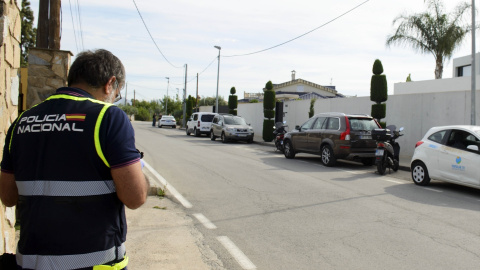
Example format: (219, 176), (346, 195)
(385, 179), (404, 184)
(424, 187), (442, 193)
(217, 236), (256, 270)
(337, 168), (363, 175)
(143, 161), (193, 208)
(193, 213), (217, 229)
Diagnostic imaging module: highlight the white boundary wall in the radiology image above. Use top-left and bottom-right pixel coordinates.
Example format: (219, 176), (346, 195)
(237, 90), (480, 157)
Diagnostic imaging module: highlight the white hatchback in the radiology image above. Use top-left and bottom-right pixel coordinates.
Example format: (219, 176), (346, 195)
(411, 125), (480, 189)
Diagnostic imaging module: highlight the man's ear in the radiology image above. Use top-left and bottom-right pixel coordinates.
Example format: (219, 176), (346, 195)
(104, 76), (116, 94)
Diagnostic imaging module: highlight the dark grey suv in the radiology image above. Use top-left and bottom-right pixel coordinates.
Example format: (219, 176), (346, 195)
(283, 112), (381, 166)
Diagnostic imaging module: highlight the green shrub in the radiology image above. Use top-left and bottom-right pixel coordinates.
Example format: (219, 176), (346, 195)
(229, 109), (237, 115)
(370, 59), (388, 123)
(263, 120), (275, 142)
(309, 98), (316, 118)
(118, 105), (138, 116)
(264, 109), (275, 119)
(186, 95), (193, 120)
(371, 103), (386, 120)
(135, 107), (150, 121)
(370, 75), (387, 102)
(264, 91), (276, 112)
(228, 95), (238, 110)
(263, 81), (276, 142)
(372, 59), (384, 75)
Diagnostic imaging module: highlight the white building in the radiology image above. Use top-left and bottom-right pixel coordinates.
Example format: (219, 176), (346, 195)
(265, 70), (344, 100)
(394, 53), (480, 95)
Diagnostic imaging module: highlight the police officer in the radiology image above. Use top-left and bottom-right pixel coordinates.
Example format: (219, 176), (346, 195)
(0, 49), (149, 269)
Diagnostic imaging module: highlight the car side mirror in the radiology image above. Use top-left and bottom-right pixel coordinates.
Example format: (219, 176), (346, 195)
(295, 125), (300, 130)
(467, 145), (479, 152)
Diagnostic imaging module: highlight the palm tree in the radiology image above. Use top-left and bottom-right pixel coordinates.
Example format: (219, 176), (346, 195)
(386, 0), (472, 79)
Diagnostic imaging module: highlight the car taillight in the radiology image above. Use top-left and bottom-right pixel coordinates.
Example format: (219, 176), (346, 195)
(340, 116), (350, 140)
(415, 141), (424, 148)
(377, 142), (385, 148)
(197, 121), (200, 127)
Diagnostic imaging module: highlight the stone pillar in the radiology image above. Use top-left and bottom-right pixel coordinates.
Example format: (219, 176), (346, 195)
(26, 48), (72, 109)
(0, 0), (21, 254)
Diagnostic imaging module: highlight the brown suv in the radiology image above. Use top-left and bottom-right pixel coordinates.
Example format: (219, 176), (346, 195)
(283, 112), (381, 166)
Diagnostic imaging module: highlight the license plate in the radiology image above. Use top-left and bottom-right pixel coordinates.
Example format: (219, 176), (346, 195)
(375, 149), (384, 156)
(238, 134), (247, 137)
(360, 135), (372, 139)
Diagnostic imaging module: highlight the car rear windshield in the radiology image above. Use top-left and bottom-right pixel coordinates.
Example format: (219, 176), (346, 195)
(163, 116), (175, 120)
(201, 115), (215, 122)
(224, 116), (247, 125)
(348, 118), (379, 131)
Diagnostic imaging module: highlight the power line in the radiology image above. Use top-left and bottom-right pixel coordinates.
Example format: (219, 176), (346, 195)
(68, 0), (79, 53)
(75, 0), (85, 50)
(132, 0), (183, 69)
(223, 0), (370, 57)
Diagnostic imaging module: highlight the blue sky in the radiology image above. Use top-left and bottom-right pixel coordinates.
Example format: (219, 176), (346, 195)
(29, 0), (475, 101)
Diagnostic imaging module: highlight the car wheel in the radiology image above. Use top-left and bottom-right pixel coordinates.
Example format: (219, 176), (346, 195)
(411, 161), (431, 186)
(186, 128), (191, 136)
(361, 157), (375, 166)
(210, 130), (216, 141)
(321, 145), (336, 167)
(221, 132), (228, 143)
(284, 140), (296, 159)
(248, 138), (253, 144)
(158, 125), (162, 128)
(172, 125), (176, 129)
(194, 128), (200, 137)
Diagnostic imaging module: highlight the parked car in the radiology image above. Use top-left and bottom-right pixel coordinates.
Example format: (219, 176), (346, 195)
(283, 112), (381, 166)
(210, 114), (254, 143)
(158, 115), (176, 128)
(411, 125), (480, 189)
(186, 112), (217, 137)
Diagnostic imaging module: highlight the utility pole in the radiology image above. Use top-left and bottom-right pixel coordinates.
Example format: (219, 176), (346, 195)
(36, 0), (61, 49)
(36, 0), (49, 48)
(471, 0), (476, 125)
(49, 0), (61, 49)
(125, 82), (128, 106)
(133, 90), (136, 107)
(182, 64), (187, 128)
(196, 73), (199, 111)
(165, 77), (170, 115)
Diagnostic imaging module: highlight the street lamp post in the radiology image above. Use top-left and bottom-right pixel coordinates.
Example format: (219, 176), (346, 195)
(165, 77), (169, 115)
(214, 45), (221, 113)
(471, 0), (476, 125)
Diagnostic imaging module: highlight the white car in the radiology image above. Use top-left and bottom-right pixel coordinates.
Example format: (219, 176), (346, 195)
(186, 112), (217, 137)
(411, 125), (480, 189)
(158, 115), (176, 128)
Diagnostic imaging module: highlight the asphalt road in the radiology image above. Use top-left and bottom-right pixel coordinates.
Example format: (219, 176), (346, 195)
(133, 121), (480, 270)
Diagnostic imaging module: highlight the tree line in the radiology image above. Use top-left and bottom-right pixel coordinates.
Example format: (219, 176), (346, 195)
(117, 95), (227, 121)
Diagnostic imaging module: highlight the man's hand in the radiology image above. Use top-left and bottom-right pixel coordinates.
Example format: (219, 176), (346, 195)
(111, 161), (149, 209)
(0, 172), (18, 207)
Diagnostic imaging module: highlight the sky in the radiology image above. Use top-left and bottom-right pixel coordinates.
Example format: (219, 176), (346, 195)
(28, 0), (476, 101)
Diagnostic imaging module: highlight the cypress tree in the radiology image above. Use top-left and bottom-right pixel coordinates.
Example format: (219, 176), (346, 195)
(370, 59), (388, 127)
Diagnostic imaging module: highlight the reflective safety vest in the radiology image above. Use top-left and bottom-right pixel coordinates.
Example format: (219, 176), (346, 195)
(9, 94), (127, 269)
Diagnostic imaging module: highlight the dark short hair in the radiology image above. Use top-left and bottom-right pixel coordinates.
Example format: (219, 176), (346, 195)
(67, 49), (125, 89)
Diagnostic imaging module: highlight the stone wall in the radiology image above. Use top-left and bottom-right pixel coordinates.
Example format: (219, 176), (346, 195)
(26, 48), (72, 109)
(0, 0), (21, 254)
